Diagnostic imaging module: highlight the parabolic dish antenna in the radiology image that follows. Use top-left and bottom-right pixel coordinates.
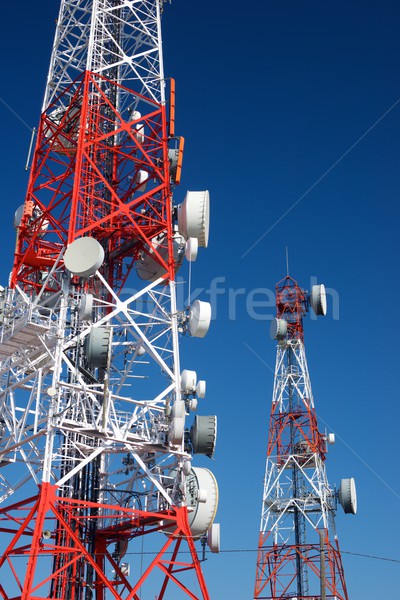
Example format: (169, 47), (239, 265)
(310, 283), (327, 316)
(207, 523), (220, 553)
(196, 380), (206, 398)
(171, 400), (185, 419)
(136, 232), (184, 281)
(181, 369), (197, 393)
(185, 237), (198, 262)
(178, 190), (210, 248)
(64, 237), (104, 278)
(13, 205), (24, 229)
(79, 293), (93, 321)
(339, 477), (357, 515)
(169, 417), (184, 445)
(188, 300), (212, 338)
(186, 467), (219, 538)
(168, 400), (186, 445)
(135, 169), (148, 192)
(14, 204), (49, 236)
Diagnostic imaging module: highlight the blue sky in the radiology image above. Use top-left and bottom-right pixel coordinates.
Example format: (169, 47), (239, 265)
(1, 1), (400, 598)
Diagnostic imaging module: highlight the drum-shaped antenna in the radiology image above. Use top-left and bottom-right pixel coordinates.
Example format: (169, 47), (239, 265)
(178, 190), (210, 248)
(84, 326), (112, 369)
(310, 284), (327, 316)
(339, 477), (357, 514)
(190, 415), (217, 457)
(270, 317), (287, 340)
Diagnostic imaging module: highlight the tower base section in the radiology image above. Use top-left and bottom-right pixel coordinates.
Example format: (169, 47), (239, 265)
(0, 483), (210, 600)
(254, 537), (349, 600)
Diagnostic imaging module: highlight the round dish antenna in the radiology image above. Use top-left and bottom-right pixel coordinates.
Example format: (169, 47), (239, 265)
(188, 300), (212, 338)
(338, 477), (357, 514)
(181, 370), (197, 394)
(136, 232), (185, 281)
(131, 111), (145, 143)
(14, 204), (49, 236)
(178, 190), (210, 248)
(270, 317), (287, 340)
(134, 344), (146, 356)
(64, 237), (105, 278)
(135, 169), (148, 192)
(13, 205), (24, 229)
(168, 400), (186, 445)
(135, 234), (165, 281)
(207, 523), (220, 553)
(79, 294), (93, 321)
(186, 467), (218, 538)
(190, 415), (217, 457)
(310, 284), (327, 316)
(196, 380), (206, 398)
(169, 417), (185, 445)
(185, 237), (198, 262)
(188, 398), (198, 411)
(171, 400), (185, 419)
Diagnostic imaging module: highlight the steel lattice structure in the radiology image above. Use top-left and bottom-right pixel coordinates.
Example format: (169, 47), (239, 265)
(254, 276), (356, 600)
(0, 2), (218, 599)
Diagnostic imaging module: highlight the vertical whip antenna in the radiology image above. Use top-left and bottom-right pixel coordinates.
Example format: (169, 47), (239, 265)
(285, 245), (290, 277)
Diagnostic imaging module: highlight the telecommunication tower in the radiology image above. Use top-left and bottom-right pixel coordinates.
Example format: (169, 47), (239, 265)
(254, 276), (357, 600)
(0, 2), (219, 599)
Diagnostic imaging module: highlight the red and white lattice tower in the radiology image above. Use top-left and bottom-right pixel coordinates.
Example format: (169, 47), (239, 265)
(254, 276), (357, 600)
(0, 2), (219, 599)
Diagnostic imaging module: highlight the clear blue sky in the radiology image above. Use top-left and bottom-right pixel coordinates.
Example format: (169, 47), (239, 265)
(1, 1), (400, 598)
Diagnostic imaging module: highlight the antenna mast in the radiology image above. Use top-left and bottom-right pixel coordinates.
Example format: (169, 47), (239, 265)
(285, 246), (289, 277)
(0, 2), (219, 599)
(254, 275), (356, 599)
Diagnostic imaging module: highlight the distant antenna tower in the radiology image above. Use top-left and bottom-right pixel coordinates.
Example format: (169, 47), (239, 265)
(0, 2), (219, 599)
(254, 275), (356, 600)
